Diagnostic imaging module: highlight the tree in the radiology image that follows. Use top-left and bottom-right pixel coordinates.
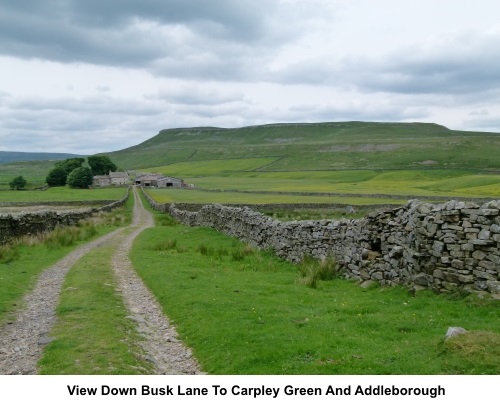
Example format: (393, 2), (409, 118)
(46, 166), (68, 187)
(9, 176), (27, 190)
(67, 167), (93, 188)
(55, 157), (85, 175)
(88, 155), (117, 176)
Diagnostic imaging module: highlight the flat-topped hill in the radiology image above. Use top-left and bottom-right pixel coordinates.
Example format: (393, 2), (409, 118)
(109, 121), (500, 171)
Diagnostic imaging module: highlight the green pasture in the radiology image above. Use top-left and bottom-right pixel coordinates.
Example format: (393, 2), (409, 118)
(0, 160), (54, 188)
(145, 188), (409, 206)
(222, 171), (500, 198)
(142, 162), (500, 199)
(0, 187), (128, 203)
(129, 207), (500, 374)
(145, 157), (278, 177)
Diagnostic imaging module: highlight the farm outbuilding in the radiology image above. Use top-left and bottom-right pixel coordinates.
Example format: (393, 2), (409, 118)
(157, 176), (184, 188)
(93, 171), (130, 187)
(135, 174), (160, 187)
(93, 175), (111, 187)
(135, 173), (186, 188)
(109, 172), (130, 185)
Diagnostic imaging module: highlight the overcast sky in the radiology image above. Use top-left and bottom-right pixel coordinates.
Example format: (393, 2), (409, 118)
(1, 0), (500, 154)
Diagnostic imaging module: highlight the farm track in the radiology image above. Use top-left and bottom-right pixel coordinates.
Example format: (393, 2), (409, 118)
(0, 188), (202, 375)
(110, 188), (202, 374)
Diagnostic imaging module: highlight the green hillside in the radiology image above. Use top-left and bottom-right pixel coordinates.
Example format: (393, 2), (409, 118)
(0, 151), (81, 164)
(106, 122), (500, 202)
(108, 122), (500, 171)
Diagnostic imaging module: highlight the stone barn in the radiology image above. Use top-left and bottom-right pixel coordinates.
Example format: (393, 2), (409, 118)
(135, 173), (185, 188)
(93, 175), (111, 187)
(157, 176), (184, 188)
(93, 172), (130, 187)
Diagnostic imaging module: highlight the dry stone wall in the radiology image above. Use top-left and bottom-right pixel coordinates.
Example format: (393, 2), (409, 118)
(143, 190), (500, 297)
(0, 191), (129, 244)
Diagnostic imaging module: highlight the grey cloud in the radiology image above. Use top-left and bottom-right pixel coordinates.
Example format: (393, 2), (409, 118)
(469, 109), (489, 116)
(273, 31), (500, 98)
(174, 102), (250, 119)
(150, 53), (262, 82)
(0, 0), (273, 36)
(0, 1), (280, 73)
(96, 86), (111, 93)
(149, 86), (246, 106)
(463, 115), (500, 132)
(13, 96), (164, 116)
(287, 103), (429, 123)
(2, 129), (143, 154)
(0, 12), (166, 67)
(0, 91), (12, 107)
(358, 57), (500, 95)
(69, 0), (273, 39)
(0, 117), (155, 154)
(0, 95), (167, 153)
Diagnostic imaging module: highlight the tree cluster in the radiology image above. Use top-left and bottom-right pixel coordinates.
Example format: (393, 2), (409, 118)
(9, 176), (27, 190)
(45, 155), (117, 188)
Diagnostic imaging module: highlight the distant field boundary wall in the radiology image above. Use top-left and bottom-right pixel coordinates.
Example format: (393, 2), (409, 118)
(0, 191), (129, 245)
(168, 202), (400, 213)
(0, 200), (117, 207)
(143, 189), (500, 297)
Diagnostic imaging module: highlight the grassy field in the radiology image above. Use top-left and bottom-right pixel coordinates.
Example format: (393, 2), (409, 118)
(142, 168), (500, 207)
(142, 163), (500, 202)
(0, 160), (54, 188)
(161, 170), (499, 197)
(129, 201), (500, 375)
(146, 188), (410, 206)
(0, 187), (128, 203)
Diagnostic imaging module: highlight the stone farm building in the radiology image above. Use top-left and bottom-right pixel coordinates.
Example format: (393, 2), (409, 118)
(135, 173), (186, 188)
(93, 171), (131, 187)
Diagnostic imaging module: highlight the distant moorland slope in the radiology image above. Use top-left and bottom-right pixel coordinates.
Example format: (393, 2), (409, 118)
(0, 151), (81, 164)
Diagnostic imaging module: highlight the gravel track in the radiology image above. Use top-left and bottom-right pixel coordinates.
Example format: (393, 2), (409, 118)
(110, 188), (202, 374)
(0, 188), (202, 375)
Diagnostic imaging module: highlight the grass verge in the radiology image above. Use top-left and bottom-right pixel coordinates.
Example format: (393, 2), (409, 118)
(130, 209), (500, 374)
